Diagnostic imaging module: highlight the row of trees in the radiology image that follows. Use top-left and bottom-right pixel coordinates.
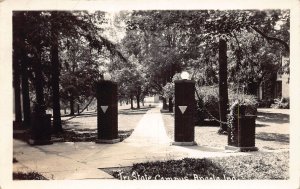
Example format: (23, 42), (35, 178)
(13, 11), (126, 133)
(13, 10), (289, 133)
(115, 10), (289, 132)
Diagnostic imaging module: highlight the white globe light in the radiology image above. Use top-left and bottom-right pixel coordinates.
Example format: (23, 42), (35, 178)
(103, 73), (112, 80)
(180, 71), (190, 80)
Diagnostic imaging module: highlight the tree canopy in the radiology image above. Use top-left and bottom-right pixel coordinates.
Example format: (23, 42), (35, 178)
(13, 9), (290, 132)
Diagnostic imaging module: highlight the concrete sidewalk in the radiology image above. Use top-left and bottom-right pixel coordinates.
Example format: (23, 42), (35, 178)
(123, 107), (171, 146)
(13, 106), (257, 180)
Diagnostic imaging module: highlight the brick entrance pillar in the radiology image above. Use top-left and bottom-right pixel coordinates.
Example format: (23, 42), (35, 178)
(96, 80), (120, 144)
(28, 104), (52, 145)
(173, 79), (196, 146)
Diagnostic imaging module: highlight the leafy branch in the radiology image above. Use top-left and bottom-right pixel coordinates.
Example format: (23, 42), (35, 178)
(251, 26), (289, 53)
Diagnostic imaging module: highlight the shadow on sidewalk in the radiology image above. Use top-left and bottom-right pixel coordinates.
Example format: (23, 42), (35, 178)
(257, 112), (289, 124)
(174, 145), (224, 152)
(119, 106), (156, 114)
(256, 132), (289, 143)
(255, 123), (269, 127)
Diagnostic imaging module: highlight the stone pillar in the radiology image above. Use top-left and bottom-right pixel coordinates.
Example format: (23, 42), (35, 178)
(226, 104), (258, 152)
(28, 105), (53, 145)
(173, 80), (196, 146)
(96, 80), (120, 144)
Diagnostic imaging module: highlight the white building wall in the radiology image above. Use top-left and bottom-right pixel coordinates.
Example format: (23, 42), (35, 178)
(281, 57), (289, 98)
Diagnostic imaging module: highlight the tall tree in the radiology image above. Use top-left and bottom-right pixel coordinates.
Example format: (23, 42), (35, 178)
(60, 37), (104, 115)
(21, 49), (31, 128)
(12, 38), (22, 126)
(113, 64), (145, 109)
(13, 12), (30, 127)
(124, 10), (289, 132)
(32, 45), (47, 114)
(45, 11), (127, 128)
(218, 38), (229, 133)
(13, 12), (25, 127)
(50, 11), (62, 133)
(13, 11), (128, 133)
(13, 11), (49, 131)
(124, 11), (189, 106)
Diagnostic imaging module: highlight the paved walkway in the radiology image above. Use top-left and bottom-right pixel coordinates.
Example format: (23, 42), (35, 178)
(14, 106), (270, 180)
(124, 107), (171, 146)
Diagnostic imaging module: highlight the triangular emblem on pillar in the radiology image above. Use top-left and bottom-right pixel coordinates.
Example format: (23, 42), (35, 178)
(178, 106), (187, 114)
(100, 106), (108, 113)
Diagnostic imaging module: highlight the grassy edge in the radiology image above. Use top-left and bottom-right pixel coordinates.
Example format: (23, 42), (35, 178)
(106, 151), (289, 180)
(13, 171), (48, 180)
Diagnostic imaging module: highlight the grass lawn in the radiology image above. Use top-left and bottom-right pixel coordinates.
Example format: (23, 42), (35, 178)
(61, 105), (152, 132)
(51, 106), (152, 142)
(130, 108), (290, 180)
(14, 105), (152, 143)
(161, 108), (289, 150)
(13, 157), (48, 180)
(109, 151), (288, 180)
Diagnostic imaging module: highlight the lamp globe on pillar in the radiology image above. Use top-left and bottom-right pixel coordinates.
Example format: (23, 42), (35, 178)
(180, 71), (190, 80)
(173, 70), (196, 146)
(103, 72), (112, 80)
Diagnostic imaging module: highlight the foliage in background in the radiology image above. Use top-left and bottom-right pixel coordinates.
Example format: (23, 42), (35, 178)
(13, 11), (127, 130)
(162, 73), (182, 99)
(162, 82), (174, 99)
(59, 37), (104, 114)
(13, 10), (290, 130)
(112, 55), (147, 108)
(123, 9), (289, 109)
(271, 97), (289, 109)
(196, 85), (258, 121)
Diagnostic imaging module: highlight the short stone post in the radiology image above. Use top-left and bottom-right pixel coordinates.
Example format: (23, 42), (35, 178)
(226, 101), (258, 152)
(96, 80), (120, 144)
(28, 104), (53, 145)
(173, 78), (196, 146)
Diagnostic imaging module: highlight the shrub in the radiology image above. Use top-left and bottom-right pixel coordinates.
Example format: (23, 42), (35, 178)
(271, 97), (289, 109)
(196, 85), (220, 121)
(228, 94), (258, 115)
(196, 85), (258, 122)
(111, 151), (289, 180)
(13, 172), (47, 180)
(258, 98), (274, 108)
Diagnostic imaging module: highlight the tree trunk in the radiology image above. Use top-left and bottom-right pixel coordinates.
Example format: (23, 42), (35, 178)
(13, 55), (22, 125)
(77, 104), (80, 115)
(136, 95), (140, 109)
(247, 81), (259, 96)
(218, 38), (229, 134)
(13, 12), (23, 127)
(13, 12), (31, 128)
(33, 46), (46, 115)
(130, 95), (134, 109)
(162, 97), (168, 110)
(69, 95), (74, 116)
(168, 97), (173, 112)
(21, 54), (31, 128)
(51, 12), (62, 133)
(136, 86), (141, 109)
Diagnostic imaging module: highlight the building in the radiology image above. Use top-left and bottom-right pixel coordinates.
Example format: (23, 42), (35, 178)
(258, 56), (289, 100)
